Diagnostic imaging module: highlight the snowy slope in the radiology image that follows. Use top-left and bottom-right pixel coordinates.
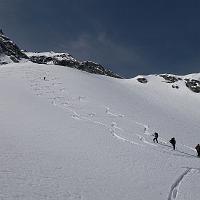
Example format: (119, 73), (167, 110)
(0, 63), (200, 200)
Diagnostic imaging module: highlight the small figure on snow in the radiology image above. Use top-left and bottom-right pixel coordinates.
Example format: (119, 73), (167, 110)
(153, 132), (158, 143)
(169, 137), (176, 150)
(44, 76), (46, 80)
(195, 144), (200, 157)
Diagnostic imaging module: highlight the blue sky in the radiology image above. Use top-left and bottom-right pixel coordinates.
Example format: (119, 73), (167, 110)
(1, 0), (200, 77)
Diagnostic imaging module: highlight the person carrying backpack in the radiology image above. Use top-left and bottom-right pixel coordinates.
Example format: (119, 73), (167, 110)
(195, 144), (200, 157)
(153, 132), (158, 143)
(169, 137), (176, 150)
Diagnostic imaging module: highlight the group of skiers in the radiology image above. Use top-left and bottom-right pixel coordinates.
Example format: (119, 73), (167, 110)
(153, 132), (200, 157)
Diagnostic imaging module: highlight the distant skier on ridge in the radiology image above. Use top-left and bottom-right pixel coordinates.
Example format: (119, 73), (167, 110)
(153, 132), (159, 143)
(169, 137), (176, 150)
(195, 144), (200, 157)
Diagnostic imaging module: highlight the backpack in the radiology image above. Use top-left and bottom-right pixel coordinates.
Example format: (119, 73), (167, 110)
(170, 138), (175, 144)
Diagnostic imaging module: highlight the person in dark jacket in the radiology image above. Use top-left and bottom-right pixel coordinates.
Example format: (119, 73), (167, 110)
(195, 144), (200, 157)
(153, 132), (158, 143)
(169, 137), (176, 150)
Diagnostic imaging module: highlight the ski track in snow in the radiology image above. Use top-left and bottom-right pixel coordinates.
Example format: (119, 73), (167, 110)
(1, 66), (199, 199)
(24, 69), (146, 147)
(168, 169), (191, 200)
(168, 167), (200, 200)
(24, 68), (200, 199)
(23, 68), (198, 157)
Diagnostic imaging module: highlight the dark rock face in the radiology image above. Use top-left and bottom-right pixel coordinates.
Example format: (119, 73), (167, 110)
(78, 61), (122, 78)
(185, 79), (200, 93)
(29, 54), (79, 67)
(160, 74), (182, 83)
(137, 77), (148, 83)
(172, 84), (179, 89)
(0, 31), (28, 64)
(29, 54), (122, 79)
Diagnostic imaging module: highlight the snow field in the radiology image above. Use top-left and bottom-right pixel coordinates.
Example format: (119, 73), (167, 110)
(0, 63), (200, 200)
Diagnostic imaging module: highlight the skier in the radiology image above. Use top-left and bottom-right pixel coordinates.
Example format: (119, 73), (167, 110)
(153, 132), (158, 143)
(195, 144), (200, 157)
(169, 137), (176, 150)
(44, 76), (46, 81)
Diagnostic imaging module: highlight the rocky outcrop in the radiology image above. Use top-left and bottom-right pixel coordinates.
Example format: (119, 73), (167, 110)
(28, 52), (79, 67)
(0, 30), (28, 64)
(160, 74), (200, 93)
(77, 61), (122, 78)
(159, 74), (182, 83)
(172, 84), (179, 89)
(185, 79), (200, 93)
(27, 52), (122, 79)
(137, 77), (148, 83)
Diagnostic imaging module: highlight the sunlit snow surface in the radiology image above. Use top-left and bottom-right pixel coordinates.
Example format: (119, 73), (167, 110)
(0, 63), (200, 200)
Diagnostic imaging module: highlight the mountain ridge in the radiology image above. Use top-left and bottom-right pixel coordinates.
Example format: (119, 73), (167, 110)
(1, 30), (200, 94)
(0, 30), (122, 79)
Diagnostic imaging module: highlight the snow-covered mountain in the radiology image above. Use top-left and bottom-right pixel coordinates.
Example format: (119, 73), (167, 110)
(1, 30), (200, 199)
(0, 31), (122, 78)
(0, 61), (200, 200)
(137, 73), (200, 93)
(2, 30), (200, 93)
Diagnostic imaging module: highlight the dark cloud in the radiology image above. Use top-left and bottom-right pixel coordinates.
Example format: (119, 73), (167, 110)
(1, 0), (200, 77)
(59, 32), (147, 76)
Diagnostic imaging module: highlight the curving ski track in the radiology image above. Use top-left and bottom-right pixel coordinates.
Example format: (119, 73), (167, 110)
(24, 68), (198, 157)
(168, 169), (191, 200)
(168, 168), (200, 200)
(26, 68), (199, 200)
